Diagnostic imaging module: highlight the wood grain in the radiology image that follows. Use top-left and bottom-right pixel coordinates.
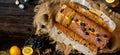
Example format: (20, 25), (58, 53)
(0, 0), (38, 49)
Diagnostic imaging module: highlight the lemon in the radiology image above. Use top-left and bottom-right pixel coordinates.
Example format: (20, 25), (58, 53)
(9, 45), (21, 55)
(106, 0), (115, 3)
(22, 47), (33, 55)
(89, 10), (102, 16)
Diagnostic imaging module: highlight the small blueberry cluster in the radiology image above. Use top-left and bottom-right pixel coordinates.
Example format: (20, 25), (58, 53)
(32, 39), (43, 49)
(24, 37), (43, 49)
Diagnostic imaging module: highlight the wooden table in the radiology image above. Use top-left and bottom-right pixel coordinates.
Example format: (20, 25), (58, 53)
(0, 0), (120, 55)
(0, 0), (38, 50)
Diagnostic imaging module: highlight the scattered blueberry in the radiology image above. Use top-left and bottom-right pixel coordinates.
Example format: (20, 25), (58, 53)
(96, 34), (99, 37)
(91, 28), (95, 32)
(81, 27), (86, 32)
(85, 32), (89, 35)
(97, 38), (101, 42)
(33, 39), (43, 49)
(88, 28), (91, 30)
(103, 34), (107, 37)
(80, 22), (86, 26)
(56, 50), (64, 55)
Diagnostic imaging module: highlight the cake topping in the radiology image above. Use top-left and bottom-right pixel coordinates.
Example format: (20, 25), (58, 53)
(88, 28), (95, 32)
(91, 28), (95, 32)
(88, 28), (91, 30)
(60, 9), (64, 13)
(80, 22), (86, 26)
(85, 32), (89, 35)
(103, 34), (107, 37)
(81, 27), (86, 32)
(96, 34), (99, 37)
(56, 4), (112, 49)
(97, 38), (101, 42)
(75, 19), (78, 22)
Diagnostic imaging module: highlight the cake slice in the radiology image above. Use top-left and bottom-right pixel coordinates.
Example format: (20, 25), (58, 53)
(55, 3), (112, 49)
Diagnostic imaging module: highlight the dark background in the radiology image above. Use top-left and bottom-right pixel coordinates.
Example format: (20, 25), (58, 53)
(0, 0), (38, 50)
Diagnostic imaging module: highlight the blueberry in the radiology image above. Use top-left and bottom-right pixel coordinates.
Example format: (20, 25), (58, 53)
(80, 22), (86, 26)
(85, 32), (89, 35)
(103, 34), (107, 37)
(91, 28), (95, 32)
(81, 27), (86, 32)
(33, 43), (38, 46)
(97, 38), (101, 42)
(88, 28), (91, 30)
(96, 34), (99, 37)
(88, 28), (95, 32)
(57, 50), (64, 55)
(33, 40), (37, 44)
(33, 39), (43, 49)
(37, 41), (40, 44)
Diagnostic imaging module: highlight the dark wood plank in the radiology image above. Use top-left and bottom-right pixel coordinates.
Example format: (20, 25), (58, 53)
(0, 7), (35, 16)
(0, 0), (38, 16)
(0, 0), (16, 4)
(0, 16), (35, 36)
(0, 23), (33, 33)
(0, 0), (38, 4)
(0, 16), (33, 24)
(0, 0), (36, 36)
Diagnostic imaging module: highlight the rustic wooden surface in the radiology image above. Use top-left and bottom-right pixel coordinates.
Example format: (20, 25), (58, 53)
(0, 0), (120, 55)
(0, 0), (38, 50)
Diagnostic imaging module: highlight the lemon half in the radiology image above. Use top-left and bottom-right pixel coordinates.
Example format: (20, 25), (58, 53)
(22, 47), (33, 55)
(106, 0), (115, 3)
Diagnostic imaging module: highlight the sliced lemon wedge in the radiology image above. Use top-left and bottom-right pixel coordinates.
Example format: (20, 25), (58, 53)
(106, 0), (115, 3)
(22, 47), (33, 55)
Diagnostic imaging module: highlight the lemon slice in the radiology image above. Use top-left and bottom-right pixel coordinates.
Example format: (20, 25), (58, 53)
(22, 47), (33, 55)
(106, 0), (115, 3)
(89, 10), (102, 16)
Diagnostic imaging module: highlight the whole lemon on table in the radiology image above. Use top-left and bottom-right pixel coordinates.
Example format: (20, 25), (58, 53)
(9, 45), (21, 55)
